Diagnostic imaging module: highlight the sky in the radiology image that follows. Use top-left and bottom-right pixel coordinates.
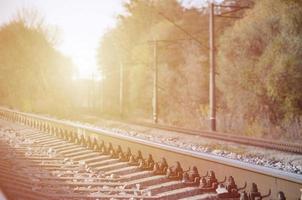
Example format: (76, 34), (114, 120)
(0, 0), (220, 79)
(0, 0), (126, 79)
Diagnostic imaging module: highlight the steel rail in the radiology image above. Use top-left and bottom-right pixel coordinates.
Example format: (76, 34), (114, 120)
(118, 119), (302, 154)
(0, 107), (301, 199)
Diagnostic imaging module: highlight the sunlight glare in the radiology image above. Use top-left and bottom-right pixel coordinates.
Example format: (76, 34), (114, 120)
(73, 64), (102, 81)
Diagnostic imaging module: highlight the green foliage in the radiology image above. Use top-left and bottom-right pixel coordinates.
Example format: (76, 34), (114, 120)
(218, 0), (302, 136)
(0, 12), (74, 115)
(97, 0), (213, 126)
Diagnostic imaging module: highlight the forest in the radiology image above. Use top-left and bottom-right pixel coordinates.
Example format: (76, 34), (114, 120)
(0, 10), (74, 114)
(0, 0), (301, 141)
(97, 0), (302, 140)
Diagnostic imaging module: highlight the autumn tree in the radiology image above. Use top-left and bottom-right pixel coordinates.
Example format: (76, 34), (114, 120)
(0, 10), (74, 115)
(217, 0), (302, 139)
(97, 0), (245, 128)
(98, 0), (208, 127)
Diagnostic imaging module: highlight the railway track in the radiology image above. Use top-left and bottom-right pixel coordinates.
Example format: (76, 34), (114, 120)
(119, 120), (302, 154)
(0, 107), (301, 200)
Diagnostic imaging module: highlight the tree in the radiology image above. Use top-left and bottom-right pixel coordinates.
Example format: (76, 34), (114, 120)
(217, 0), (302, 138)
(97, 0), (240, 128)
(0, 10), (74, 115)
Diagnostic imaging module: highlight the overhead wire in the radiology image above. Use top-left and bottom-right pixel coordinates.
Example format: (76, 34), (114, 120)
(142, 1), (209, 52)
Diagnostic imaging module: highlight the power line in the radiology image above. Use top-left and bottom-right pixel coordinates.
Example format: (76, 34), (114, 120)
(156, 11), (205, 47)
(141, 2), (209, 52)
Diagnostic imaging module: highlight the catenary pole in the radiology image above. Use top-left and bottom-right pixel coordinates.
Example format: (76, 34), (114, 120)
(119, 62), (124, 118)
(209, 3), (216, 131)
(153, 40), (158, 123)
